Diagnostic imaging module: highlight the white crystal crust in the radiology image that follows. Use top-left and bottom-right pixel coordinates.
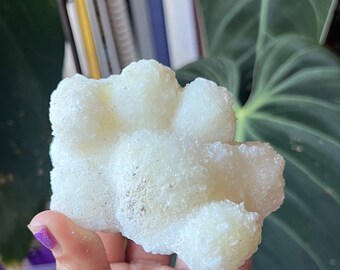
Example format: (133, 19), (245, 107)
(49, 59), (284, 270)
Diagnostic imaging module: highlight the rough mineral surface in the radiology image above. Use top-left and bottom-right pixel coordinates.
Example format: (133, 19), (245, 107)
(49, 59), (285, 270)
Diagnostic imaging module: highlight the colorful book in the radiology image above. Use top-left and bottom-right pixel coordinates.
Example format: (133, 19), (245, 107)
(147, 0), (171, 66)
(85, 0), (110, 77)
(75, 0), (101, 78)
(66, 0), (90, 77)
(129, 0), (156, 60)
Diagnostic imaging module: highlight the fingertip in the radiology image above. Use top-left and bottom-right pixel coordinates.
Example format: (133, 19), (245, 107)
(29, 210), (68, 229)
(28, 210), (67, 256)
(28, 210), (110, 270)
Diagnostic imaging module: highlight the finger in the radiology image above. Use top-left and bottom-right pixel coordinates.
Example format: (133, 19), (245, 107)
(174, 257), (189, 269)
(110, 262), (174, 270)
(175, 256), (251, 270)
(28, 210), (110, 270)
(97, 231), (126, 263)
(126, 240), (171, 266)
(239, 258), (252, 270)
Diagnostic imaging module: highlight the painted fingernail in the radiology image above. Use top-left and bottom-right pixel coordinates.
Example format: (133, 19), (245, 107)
(28, 225), (57, 250)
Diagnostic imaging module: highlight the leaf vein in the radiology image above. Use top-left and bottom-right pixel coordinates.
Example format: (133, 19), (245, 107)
(250, 113), (340, 148)
(268, 214), (329, 270)
(269, 95), (340, 112)
(244, 123), (340, 204)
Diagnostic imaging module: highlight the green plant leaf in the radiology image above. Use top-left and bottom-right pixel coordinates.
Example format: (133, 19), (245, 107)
(198, 0), (337, 59)
(257, 0), (338, 45)
(177, 34), (340, 269)
(240, 35), (340, 269)
(176, 57), (241, 105)
(0, 0), (64, 261)
(197, 0), (260, 64)
(197, 0), (337, 105)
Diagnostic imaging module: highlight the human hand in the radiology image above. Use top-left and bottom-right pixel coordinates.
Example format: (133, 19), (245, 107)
(28, 211), (252, 270)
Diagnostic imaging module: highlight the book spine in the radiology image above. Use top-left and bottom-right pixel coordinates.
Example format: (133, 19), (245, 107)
(193, 0), (207, 57)
(106, 0), (137, 68)
(75, 0), (101, 78)
(66, 0), (90, 77)
(56, 0), (82, 73)
(162, 0), (199, 69)
(129, 0), (155, 60)
(147, 0), (170, 67)
(96, 0), (121, 74)
(85, 0), (111, 77)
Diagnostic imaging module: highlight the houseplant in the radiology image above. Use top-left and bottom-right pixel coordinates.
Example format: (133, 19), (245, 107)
(177, 0), (340, 269)
(0, 0), (63, 265)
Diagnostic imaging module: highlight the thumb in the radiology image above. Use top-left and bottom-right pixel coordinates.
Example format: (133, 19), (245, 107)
(28, 210), (110, 270)
(239, 258), (252, 270)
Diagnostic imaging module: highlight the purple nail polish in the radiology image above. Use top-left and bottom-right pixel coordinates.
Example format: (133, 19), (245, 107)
(33, 227), (57, 250)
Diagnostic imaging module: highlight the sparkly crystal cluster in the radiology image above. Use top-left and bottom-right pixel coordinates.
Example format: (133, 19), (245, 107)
(49, 59), (285, 270)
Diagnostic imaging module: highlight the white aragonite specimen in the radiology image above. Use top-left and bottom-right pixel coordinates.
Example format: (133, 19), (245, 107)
(49, 59), (285, 270)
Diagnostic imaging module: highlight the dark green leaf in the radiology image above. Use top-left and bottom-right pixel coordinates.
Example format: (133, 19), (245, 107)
(198, 0), (336, 60)
(177, 34), (340, 269)
(197, 0), (260, 64)
(177, 57), (241, 106)
(238, 36), (340, 269)
(197, 0), (337, 106)
(258, 0), (338, 45)
(0, 0), (64, 261)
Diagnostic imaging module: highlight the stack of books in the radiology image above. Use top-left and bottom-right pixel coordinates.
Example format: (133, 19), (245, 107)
(57, 0), (203, 78)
